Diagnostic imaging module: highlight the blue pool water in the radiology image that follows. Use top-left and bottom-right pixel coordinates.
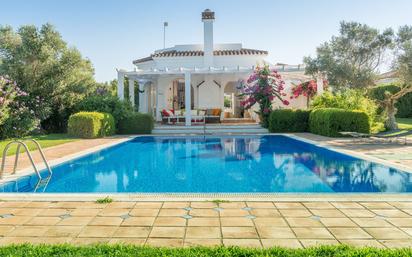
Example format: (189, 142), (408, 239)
(1, 135), (411, 193)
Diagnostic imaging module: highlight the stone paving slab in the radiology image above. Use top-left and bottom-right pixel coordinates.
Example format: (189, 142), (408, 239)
(0, 201), (409, 248)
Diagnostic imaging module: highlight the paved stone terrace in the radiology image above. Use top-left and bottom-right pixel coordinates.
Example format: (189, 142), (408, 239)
(0, 201), (411, 248)
(295, 133), (412, 168)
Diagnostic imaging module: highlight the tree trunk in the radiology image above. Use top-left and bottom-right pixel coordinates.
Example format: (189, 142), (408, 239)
(384, 101), (398, 130)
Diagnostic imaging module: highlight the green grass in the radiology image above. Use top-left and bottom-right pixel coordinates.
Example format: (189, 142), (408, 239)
(397, 118), (412, 130)
(0, 134), (79, 157)
(0, 244), (411, 257)
(96, 196), (113, 204)
(210, 199), (230, 204)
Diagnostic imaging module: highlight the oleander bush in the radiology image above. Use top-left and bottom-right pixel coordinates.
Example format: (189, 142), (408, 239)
(309, 108), (370, 137)
(67, 112), (115, 138)
(369, 83), (412, 118)
(269, 109), (311, 132)
(0, 244), (412, 257)
(118, 112), (154, 134)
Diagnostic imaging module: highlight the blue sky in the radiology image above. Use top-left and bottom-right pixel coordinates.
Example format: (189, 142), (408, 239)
(2, 0), (411, 82)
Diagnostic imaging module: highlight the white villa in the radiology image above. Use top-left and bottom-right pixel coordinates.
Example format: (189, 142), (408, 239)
(117, 9), (319, 126)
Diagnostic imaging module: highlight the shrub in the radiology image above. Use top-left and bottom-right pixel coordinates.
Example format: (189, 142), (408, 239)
(269, 109), (311, 132)
(118, 112), (154, 134)
(67, 112), (115, 138)
(311, 89), (382, 132)
(369, 83), (412, 118)
(75, 95), (134, 129)
(309, 108), (370, 137)
(0, 77), (44, 139)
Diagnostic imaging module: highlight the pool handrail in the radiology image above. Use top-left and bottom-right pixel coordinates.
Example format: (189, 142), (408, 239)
(0, 139), (52, 180)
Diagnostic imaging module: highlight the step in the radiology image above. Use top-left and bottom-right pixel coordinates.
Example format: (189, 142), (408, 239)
(154, 124), (263, 130)
(152, 124), (268, 134)
(221, 118), (256, 124)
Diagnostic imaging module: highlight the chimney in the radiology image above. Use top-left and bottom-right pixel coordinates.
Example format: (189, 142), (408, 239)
(202, 9), (214, 67)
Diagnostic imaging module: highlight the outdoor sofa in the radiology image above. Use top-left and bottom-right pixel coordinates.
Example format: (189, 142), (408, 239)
(161, 108), (222, 125)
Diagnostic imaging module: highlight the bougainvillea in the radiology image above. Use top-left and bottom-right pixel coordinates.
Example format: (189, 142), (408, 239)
(238, 65), (289, 128)
(290, 80), (327, 107)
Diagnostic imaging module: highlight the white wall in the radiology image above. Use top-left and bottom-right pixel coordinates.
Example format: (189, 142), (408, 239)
(198, 75), (221, 108)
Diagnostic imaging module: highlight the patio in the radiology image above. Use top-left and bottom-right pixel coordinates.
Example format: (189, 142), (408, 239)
(0, 200), (411, 248)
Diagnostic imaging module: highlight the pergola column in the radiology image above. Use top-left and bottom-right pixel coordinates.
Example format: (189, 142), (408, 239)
(128, 78), (135, 107)
(185, 72), (191, 126)
(155, 82), (161, 122)
(137, 80), (147, 113)
(117, 72), (125, 100)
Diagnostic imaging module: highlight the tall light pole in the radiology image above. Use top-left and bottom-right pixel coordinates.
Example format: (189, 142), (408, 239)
(163, 22), (168, 49)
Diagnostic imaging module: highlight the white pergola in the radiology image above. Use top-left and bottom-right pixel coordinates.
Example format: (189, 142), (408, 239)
(117, 66), (256, 126)
(117, 64), (323, 126)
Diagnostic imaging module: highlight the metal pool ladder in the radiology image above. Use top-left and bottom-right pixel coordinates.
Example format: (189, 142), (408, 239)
(0, 139), (53, 181)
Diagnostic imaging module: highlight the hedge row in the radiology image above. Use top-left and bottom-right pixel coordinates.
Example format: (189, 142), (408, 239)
(1, 244), (412, 257)
(118, 112), (154, 134)
(68, 111), (153, 138)
(309, 108), (370, 137)
(369, 84), (412, 118)
(269, 108), (370, 137)
(269, 109), (311, 132)
(68, 112), (115, 139)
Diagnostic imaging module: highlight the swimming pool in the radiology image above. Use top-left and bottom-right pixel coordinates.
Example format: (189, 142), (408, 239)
(1, 135), (411, 193)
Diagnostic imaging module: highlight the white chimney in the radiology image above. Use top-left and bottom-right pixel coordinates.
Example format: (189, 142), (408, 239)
(202, 9), (214, 67)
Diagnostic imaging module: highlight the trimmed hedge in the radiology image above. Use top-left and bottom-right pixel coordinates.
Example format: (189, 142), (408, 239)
(369, 84), (412, 118)
(1, 244), (412, 257)
(269, 109), (311, 132)
(68, 112), (115, 138)
(75, 95), (135, 131)
(118, 112), (154, 134)
(309, 108), (370, 137)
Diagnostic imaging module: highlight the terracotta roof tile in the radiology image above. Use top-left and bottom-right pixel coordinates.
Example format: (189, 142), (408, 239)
(133, 48), (268, 64)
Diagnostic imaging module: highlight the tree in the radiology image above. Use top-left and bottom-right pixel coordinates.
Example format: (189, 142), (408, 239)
(381, 26), (412, 130)
(304, 21), (393, 89)
(0, 24), (97, 132)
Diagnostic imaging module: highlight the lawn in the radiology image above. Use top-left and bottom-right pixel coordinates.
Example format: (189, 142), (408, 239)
(397, 118), (412, 130)
(0, 134), (79, 157)
(0, 244), (411, 257)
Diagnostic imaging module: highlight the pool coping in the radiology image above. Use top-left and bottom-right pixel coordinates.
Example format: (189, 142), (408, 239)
(1, 133), (412, 201)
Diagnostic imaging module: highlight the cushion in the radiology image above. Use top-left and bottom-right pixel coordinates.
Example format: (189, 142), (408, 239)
(206, 109), (214, 115)
(191, 110), (198, 116)
(161, 109), (174, 117)
(175, 110), (182, 116)
(161, 109), (170, 117)
(212, 108), (221, 116)
(199, 110), (206, 116)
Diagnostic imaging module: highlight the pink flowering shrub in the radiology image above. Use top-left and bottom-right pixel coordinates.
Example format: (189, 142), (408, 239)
(290, 80), (328, 107)
(238, 66), (289, 128)
(0, 76), (44, 139)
